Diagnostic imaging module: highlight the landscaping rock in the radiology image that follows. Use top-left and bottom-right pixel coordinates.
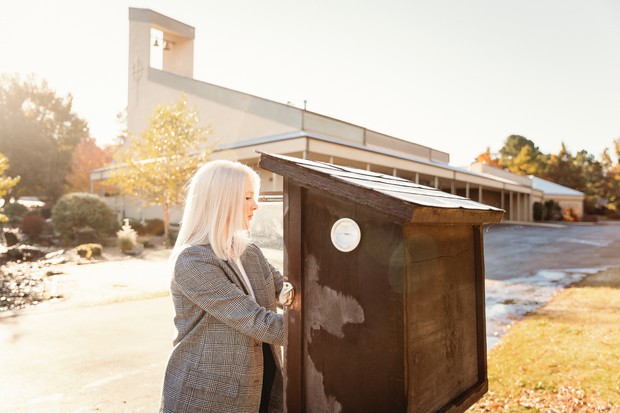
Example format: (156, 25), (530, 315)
(5, 245), (47, 262)
(0, 262), (48, 312)
(2, 229), (19, 247)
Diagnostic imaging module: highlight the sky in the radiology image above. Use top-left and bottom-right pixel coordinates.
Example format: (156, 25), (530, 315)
(1, 0), (619, 166)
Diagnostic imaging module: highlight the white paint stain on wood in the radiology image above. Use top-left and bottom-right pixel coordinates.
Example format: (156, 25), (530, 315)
(303, 255), (365, 412)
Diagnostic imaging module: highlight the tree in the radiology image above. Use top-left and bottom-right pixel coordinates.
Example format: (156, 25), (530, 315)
(0, 75), (89, 201)
(498, 135), (545, 176)
(109, 95), (214, 240)
(603, 142), (620, 216)
(65, 137), (112, 192)
(499, 135), (540, 163)
(0, 153), (20, 222)
(573, 150), (606, 214)
(510, 145), (545, 176)
(479, 136), (620, 217)
(475, 147), (502, 168)
(543, 143), (583, 190)
(601, 148), (614, 175)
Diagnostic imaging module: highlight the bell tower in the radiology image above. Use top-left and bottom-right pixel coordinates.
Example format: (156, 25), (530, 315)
(127, 8), (195, 110)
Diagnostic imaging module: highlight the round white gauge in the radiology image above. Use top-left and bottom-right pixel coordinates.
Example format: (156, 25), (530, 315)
(330, 218), (361, 252)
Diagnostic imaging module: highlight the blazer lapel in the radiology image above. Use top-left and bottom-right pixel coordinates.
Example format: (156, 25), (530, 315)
(224, 260), (251, 296)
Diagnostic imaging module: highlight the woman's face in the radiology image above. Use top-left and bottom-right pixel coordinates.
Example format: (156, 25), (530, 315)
(243, 174), (258, 230)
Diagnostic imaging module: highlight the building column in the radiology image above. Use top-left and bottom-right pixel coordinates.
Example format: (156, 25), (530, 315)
(434, 176), (439, 189)
(526, 194), (531, 221)
(465, 182), (470, 198)
(450, 181), (455, 194)
(500, 189), (505, 210)
(478, 186), (483, 203)
(509, 192), (513, 221)
(516, 193), (521, 221)
(415, 173), (419, 184)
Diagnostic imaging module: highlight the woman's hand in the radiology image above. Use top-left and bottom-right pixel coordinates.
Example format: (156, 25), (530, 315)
(278, 282), (294, 306)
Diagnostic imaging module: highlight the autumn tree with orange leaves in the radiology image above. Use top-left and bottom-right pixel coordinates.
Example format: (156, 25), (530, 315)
(475, 147), (502, 168)
(65, 137), (112, 192)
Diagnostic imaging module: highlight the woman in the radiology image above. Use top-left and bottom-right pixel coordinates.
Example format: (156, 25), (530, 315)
(160, 160), (293, 413)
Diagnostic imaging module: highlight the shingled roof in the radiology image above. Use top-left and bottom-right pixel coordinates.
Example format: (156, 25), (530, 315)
(258, 152), (504, 224)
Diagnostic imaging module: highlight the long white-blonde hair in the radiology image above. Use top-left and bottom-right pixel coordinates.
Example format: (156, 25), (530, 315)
(172, 160), (260, 263)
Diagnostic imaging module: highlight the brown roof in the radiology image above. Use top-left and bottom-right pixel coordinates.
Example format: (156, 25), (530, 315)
(258, 152), (504, 224)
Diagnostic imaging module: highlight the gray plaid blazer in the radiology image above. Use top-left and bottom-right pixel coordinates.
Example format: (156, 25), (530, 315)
(160, 243), (285, 413)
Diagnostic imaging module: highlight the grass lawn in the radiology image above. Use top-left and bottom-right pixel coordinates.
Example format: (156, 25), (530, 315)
(469, 267), (620, 412)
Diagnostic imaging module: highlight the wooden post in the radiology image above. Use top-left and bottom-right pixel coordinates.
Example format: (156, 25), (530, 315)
(283, 177), (303, 413)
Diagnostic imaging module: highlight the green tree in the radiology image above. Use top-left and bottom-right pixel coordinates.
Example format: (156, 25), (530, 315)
(541, 145), (610, 215)
(510, 145), (545, 176)
(603, 142), (620, 216)
(499, 135), (544, 176)
(109, 95), (214, 240)
(499, 135), (539, 163)
(601, 148), (613, 175)
(0, 75), (89, 201)
(482, 136), (620, 217)
(574, 150), (606, 214)
(0, 153), (20, 222)
(543, 143), (582, 189)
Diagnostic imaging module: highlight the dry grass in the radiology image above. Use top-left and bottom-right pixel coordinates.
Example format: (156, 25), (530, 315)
(469, 267), (620, 412)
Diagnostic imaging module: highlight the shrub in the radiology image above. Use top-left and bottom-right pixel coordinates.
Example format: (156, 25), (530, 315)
(563, 208), (579, 222)
(117, 219), (138, 252)
(76, 243), (103, 259)
(543, 200), (563, 221)
(127, 218), (146, 235)
(21, 213), (45, 241)
(141, 238), (154, 248)
(532, 202), (543, 221)
(582, 214), (599, 223)
(40, 206), (52, 219)
(167, 224), (180, 246)
(75, 226), (98, 244)
(145, 218), (165, 236)
(51, 193), (116, 242)
(3, 202), (28, 224)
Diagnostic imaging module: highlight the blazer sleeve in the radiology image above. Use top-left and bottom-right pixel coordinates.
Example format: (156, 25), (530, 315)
(270, 259), (285, 298)
(174, 245), (284, 346)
